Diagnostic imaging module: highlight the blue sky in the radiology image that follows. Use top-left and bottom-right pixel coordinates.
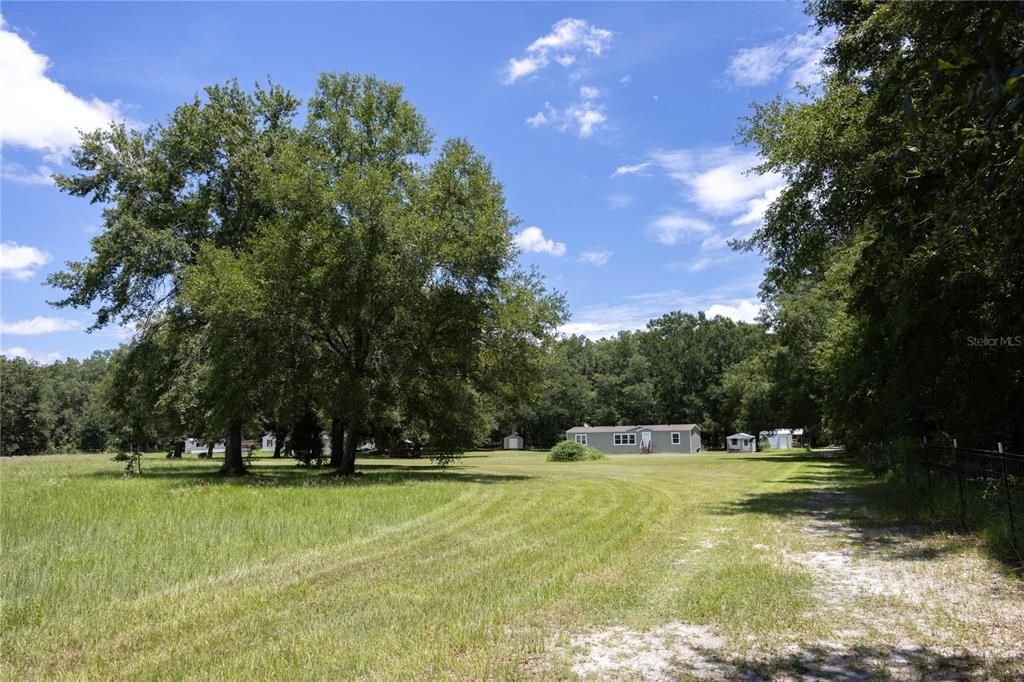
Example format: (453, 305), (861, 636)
(0, 2), (829, 363)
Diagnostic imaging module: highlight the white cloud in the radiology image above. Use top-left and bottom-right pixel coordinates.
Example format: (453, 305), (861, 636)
(731, 185), (784, 226)
(503, 18), (613, 84)
(1, 346), (63, 364)
(0, 241), (50, 279)
(527, 99), (607, 138)
(579, 85), (600, 100)
(705, 300), (762, 324)
(559, 319), (640, 339)
(528, 18), (613, 56)
(614, 146), (784, 252)
(666, 253), (740, 272)
(505, 56), (545, 84)
(687, 257), (713, 272)
(0, 316), (81, 335)
(606, 192), (633, 209)
(646, 212), (712, 246)
(514, 226), (566, 257)
(0, 17), (128, 158)
(639, 147), (786, 252)
(571, 102), (607, 138)
(579, 250), (612, 266)
(611, 162), (651, 177)
(525, 110), (549, 128)
(1, 161), (54, 185)
(558, 279), (763, 339)
(726, 30), (832, 89)
(97, 324), (137, 342)
(619, 75), (631, 85)
(648, 147), (784, 217)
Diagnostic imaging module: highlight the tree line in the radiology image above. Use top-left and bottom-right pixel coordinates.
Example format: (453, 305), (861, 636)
(4, 2), (1021, 466)
(1, 353), (113, 456)
(739, 0), (1023, 456)
(2, 309), (805, 457)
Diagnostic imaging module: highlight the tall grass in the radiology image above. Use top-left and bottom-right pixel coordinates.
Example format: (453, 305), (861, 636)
(1, 448), (1011, 678)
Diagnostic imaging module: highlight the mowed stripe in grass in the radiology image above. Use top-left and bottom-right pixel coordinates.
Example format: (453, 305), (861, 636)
(2, 451), (820, 678)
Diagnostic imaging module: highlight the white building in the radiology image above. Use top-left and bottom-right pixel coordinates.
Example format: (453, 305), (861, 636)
(503, 433), (524, 450)
(726, 433), (757, 452)
(184, 438), (225, 454)
(761, 429), (794, 449)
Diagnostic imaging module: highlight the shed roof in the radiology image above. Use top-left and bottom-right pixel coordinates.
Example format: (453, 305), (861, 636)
(728, 432), (756, 439)
(566, 424), (698, 434)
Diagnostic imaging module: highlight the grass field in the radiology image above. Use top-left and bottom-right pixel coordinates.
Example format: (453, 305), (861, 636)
(2, 450), (1022, 679)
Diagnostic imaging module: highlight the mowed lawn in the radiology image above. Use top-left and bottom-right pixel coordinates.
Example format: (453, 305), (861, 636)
(2, 450), (1022, 679)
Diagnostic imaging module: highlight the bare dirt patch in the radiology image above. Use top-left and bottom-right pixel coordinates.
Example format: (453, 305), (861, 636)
(780, 490), (1024, 660)
(552, 487), (1024, 680)
(562, 623), (730, 680)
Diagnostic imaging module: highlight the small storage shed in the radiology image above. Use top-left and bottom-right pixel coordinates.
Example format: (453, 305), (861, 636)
(503, 433), (524, 450)
(726, 433), (757, 452)
(763, 429), (793, 449)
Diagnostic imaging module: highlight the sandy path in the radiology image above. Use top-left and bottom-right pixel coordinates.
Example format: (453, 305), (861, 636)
(558, 488), (1024, 681)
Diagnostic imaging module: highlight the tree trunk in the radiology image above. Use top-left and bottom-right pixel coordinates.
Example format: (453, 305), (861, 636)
(206, 442), (214, 459)
(272, 429), (284, 458)
(172, 441), (184, 458)
(329, 417), (344, 468)
(220, 418), (246, 475)
(337, 421), (358, 475)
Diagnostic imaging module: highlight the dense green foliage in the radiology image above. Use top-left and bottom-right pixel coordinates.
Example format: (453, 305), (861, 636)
(546, 440), (605, 462)
(7, 3), (1020, 461)
(496, 313), (779, 449)
(38, 73), (564, 472)
(739, 0), (1023, 452)
(0, 353), (115, 456)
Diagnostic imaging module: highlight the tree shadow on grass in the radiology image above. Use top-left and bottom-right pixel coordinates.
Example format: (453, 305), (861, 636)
(715, 450), (849, 465)
(87, 460), (533, 488)
(711, 458), (967, 563)
(679, 642), (1022, 681)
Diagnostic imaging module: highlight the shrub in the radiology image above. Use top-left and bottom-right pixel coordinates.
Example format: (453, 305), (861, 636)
(547, 440), (606, 462)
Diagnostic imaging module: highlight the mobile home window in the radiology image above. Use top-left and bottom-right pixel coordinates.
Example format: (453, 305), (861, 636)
(671, 432), (680, 445)
(613, 433), (636, 446)
(574, 434), (588, 445)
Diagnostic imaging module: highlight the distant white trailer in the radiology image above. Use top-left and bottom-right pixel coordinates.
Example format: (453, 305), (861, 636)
(503, 433), (524, 450)
(184, 438), (225, 454)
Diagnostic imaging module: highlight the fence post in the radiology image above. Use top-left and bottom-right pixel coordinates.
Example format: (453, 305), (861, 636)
(923, 436), (934, 514)
(954, 438), (966, 530)
(998, 443), (1019, 553)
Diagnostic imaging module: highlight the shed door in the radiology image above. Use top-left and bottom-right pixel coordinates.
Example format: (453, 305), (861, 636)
(640, 430), (652, 453)
(509, 437), (520, 449)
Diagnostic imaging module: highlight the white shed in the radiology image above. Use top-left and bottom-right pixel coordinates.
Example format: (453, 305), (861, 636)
(726, 433), (757, 452)
(184, 438), (225, 454)
(762, 429), (793, 449)
(503, 433), (524, 450)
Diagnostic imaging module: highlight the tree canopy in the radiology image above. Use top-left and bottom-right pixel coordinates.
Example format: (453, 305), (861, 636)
(42, 72), (565, 472)
(741, 0), (1024, 449)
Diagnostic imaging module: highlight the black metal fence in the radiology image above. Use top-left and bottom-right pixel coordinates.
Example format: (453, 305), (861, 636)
(921, 440), (1024, 555)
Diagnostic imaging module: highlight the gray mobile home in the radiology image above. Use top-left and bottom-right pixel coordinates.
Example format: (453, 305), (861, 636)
(565, 424), (701, 454)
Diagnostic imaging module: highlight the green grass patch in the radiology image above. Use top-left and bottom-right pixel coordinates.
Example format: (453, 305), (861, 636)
(1, 448), (1008, 678)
